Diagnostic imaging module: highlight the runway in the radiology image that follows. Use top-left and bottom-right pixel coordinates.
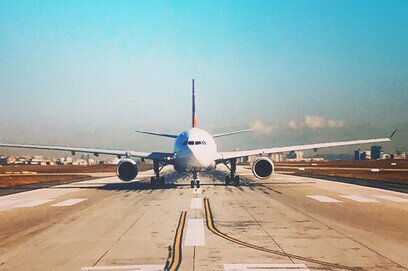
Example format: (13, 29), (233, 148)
(0, 166), (407, 271)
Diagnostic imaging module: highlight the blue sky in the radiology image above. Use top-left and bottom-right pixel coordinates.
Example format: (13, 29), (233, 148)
(0, 0), (407, 155)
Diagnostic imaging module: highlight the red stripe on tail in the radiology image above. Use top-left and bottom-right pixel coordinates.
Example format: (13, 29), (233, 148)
(192, 79), (197, 128)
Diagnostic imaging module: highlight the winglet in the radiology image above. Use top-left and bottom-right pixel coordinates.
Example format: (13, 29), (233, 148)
(389, 129), (398, 139)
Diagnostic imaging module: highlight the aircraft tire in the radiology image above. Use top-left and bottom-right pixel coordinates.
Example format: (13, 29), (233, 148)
(225, 176), (230, 185)
(233, 175), (240, 186)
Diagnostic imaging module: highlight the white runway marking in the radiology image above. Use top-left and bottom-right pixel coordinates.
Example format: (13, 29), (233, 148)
(193, 188), (202, 194)
(184, 218), (205, 246)
(0, 188), (78, 211)
(224, 263), (310, 271)
(52, 198), (87, 207)
(341, 195), (379, 202)
(190, 198), (203, 209)
(307, 195), (341, 202)
(373, 195), (408, 203)
(80, 265), (163, 270)
(0, 199), (25, 211)
(15, 199), (52, 208)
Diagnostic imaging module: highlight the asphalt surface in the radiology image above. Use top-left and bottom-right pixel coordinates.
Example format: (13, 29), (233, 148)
(0, 166), (407, 271)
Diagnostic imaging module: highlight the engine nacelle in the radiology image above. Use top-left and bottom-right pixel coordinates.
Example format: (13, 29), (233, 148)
(252, 157), (274, 179)
(116, 159), (138, 181)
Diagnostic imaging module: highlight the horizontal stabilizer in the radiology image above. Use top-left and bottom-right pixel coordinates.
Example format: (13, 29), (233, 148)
(135, 130), (178, 138)
(213, 128), (253, 138)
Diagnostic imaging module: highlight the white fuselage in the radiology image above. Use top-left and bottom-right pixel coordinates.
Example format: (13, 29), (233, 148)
(173, 128), (217, 172)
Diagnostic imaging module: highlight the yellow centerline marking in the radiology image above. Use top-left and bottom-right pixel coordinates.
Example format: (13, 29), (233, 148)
(167, 211), (187, 271)
(204, 197), (361, 271)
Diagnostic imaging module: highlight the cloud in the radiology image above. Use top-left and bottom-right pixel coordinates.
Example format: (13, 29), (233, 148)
(288, 115), (345, 129)
(251, 120), (274, 135)
(327, 119), (344, 128)
(304, 115), (328, 129)
(288, 120), (299, 129)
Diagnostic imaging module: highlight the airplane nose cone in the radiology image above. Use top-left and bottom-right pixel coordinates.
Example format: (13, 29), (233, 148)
(189, 147), (213, 167)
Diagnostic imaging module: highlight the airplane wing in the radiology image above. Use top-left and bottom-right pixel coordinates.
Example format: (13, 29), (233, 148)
(212, 129), (253, 138)
(215, 132), (396, 163)
(134, 130), (178, 138)
(0, 142), (173, 162)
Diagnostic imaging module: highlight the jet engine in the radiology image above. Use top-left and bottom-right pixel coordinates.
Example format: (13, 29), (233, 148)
(252, 157), (274, 179)
(116, 159), (138, 181)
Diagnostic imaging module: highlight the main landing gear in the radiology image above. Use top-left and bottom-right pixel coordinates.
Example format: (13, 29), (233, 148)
(150, 160), (166, 186)
(190, 171), (200, 189)
(224, 158), (240, 186)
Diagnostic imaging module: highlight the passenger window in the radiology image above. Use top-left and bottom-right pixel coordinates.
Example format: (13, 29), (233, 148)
(195, 141), (202, 145)
(188, 141), (194, 145)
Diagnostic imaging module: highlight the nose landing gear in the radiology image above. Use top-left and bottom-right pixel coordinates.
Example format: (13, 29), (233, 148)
(191, 171), (200, 189)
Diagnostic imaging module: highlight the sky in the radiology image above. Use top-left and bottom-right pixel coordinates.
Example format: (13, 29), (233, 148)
(0, 0), (407, 156)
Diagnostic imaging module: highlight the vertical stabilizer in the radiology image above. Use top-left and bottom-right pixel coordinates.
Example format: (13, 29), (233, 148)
(192, 79), (197, 127)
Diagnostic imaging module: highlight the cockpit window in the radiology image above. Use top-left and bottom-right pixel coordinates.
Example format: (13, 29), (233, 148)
(186, 140), (207, 146)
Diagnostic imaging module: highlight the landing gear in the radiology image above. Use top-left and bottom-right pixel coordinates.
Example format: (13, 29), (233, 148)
(225, 175), (240, 185)
(224, 159), (240, 186)
(191, 171), (200, 189)
(150, 160), (166, 186)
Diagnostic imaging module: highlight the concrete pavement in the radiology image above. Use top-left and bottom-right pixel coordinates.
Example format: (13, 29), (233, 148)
(0, 166), (407, 271)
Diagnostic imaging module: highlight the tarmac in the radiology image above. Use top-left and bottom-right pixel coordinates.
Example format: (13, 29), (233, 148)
(0, 165), (407, 271)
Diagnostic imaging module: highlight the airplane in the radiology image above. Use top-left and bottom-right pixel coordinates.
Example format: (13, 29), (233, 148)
(0, 80), (397, 188)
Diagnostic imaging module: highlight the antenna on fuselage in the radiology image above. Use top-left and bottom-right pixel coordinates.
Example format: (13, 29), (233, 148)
(192, 79), (198, 128)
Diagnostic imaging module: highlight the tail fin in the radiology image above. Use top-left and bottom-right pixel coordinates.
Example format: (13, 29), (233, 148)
(192, 79), (198, 128)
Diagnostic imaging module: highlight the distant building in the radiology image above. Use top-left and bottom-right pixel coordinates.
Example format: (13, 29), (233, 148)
(0, 156), (16, 165)
(355, 149), (372, 160)
(382, 153), (392, 159)
(311, 157), (325, 162)
(395, 151), (406, 159)
(355, 149), (363, 160)
(0, 156), (7, 166)
(269, 153), (284, 162)
(88, 158), (96, 165)
(286, 151), (304, 162)
(295, 151), (304, 161)
(361, 150), (371, 160)
(371, 145), (383, 160)
(106, 158), (120, 165)
(74, 159), (88, 166)
(286, 151), (296, 160)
